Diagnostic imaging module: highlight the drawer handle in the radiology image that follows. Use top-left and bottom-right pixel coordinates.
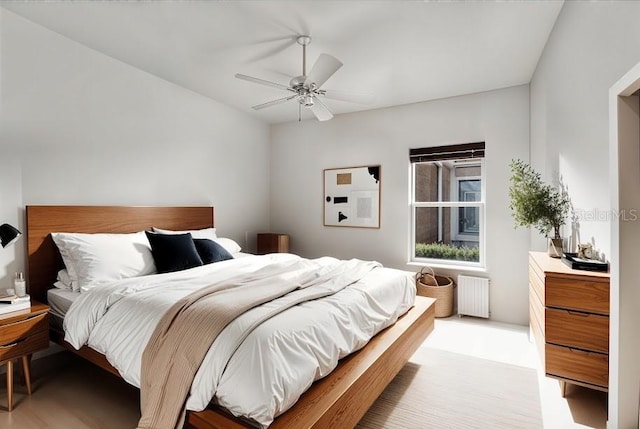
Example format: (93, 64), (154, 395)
(568, 347), (587, 353)
(0, 338), (26, 349)
(567, 347), (605, 358)
(566, 310), (591, 317)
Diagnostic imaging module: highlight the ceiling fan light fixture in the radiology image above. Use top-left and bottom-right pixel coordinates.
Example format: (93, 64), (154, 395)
(297, 94), (314, 107)
(236, 34), (369, 121)
(302, 95), (314, 107)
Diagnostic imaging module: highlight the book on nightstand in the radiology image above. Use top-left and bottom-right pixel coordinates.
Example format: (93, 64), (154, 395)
(0, 295), (31, 315)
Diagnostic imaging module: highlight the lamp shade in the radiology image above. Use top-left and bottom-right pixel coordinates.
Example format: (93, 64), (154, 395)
(0, 223), (21, 248)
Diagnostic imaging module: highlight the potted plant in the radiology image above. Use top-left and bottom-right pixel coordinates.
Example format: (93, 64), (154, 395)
(508, 159), (570, 258)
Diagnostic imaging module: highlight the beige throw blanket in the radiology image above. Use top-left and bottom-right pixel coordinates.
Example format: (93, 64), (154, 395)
(136, 258), (380, 429)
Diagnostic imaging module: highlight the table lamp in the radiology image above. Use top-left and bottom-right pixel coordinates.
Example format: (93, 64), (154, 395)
(0, 223), (21, 248)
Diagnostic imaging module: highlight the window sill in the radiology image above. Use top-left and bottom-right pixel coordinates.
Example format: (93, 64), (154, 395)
(407, 261), (488, 274)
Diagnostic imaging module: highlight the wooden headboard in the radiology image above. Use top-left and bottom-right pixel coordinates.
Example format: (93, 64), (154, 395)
(25, 206), (215, 303)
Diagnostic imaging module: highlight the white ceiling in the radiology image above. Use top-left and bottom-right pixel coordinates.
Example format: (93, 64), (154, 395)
(1, 1), (563, 124)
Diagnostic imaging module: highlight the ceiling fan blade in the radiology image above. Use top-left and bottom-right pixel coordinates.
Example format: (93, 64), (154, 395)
(235, 73), (293, 92)
(252, 95), (298, 110)
(309, 97), (333, 121)
(245, 38), (297, 63)
(304, 54), (343, 89)
(321, 89), (375, 105)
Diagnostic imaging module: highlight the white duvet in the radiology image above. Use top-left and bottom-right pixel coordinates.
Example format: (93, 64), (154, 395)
(63, 253), (416, 428)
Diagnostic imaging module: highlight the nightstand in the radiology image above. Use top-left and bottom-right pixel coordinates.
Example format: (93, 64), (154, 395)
(257, 233), (290, 254)
(0, 301), (49, 411)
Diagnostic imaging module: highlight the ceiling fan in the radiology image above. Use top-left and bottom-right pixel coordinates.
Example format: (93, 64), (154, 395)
(235, 35), (373, 122)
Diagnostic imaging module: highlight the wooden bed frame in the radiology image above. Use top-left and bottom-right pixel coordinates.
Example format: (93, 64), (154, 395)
(25, 205), (436, 429)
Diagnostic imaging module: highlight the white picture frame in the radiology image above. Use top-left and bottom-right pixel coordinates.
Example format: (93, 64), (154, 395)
(323, 165), (381, 228)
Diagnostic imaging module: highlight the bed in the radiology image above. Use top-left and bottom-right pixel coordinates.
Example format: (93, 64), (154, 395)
(25, 205), (436, 429)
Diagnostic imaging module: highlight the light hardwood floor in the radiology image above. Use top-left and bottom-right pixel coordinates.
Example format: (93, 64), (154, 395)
(425, 316), (608, 429)
(0, 316), (607, 428)
(0, 352), (140, 429)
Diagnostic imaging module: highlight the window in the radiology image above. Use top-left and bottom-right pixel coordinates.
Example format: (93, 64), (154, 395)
(410, 142), (485, 267)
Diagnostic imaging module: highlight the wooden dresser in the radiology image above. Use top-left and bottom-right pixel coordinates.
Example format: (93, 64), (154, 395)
(529, 251), (610, 394)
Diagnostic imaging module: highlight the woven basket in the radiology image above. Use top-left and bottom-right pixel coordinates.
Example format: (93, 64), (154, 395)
(415, 267), (454, 318)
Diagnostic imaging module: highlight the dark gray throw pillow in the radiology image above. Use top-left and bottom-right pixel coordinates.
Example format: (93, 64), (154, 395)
(193, 238), (234, 264)
(145, 231), (203, 273)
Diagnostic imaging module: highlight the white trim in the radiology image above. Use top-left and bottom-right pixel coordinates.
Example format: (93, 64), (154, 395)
(409, 158), (485, 268)
(413, 201), (484, 208)
(452, 174), (481, 243)
(407, 261), (488, 274)
(437, 164), (443, 241)
(608, 60), (640, 429)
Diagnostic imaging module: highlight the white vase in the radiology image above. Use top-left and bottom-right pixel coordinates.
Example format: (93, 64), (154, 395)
(548, 238), (563, 258)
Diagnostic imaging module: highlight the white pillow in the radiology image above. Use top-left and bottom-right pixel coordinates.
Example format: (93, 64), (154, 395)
(150, 227), (240, 254)
(51, 231), (156, 292)
(54, 269), (74, 291)
(152, 227), (217, 240)
(53, 281), (69, 290)
(214, 237), (242, 254)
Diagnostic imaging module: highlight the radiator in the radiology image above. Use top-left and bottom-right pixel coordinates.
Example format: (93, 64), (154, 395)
(457, 275), (490, 318)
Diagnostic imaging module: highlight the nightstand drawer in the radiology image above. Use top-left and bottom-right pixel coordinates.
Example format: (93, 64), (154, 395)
(546, 344), (608, 388)
(0, 313), (48, 345)
(0, 330), (49, 362)
(546, 276), (609, 315)
(546, 308), (608, 353)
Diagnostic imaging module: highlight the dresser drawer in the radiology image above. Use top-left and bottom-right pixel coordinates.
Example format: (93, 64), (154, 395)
(546, 308), (608, 353)
(546, 276), (609, 315)
(0, 313), (48, 345)
(546, 344), (608, 388)
(0, 330), (49, 362)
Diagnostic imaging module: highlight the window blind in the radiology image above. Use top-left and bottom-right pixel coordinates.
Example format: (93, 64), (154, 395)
(409, 142), (485, 163)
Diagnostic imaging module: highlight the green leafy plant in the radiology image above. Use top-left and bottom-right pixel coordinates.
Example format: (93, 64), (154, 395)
(508, 159), (570, 239)
(415, 242), (479, 262)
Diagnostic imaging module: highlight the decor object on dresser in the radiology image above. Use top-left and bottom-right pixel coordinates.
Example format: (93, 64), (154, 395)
(529, 251), (609, 395)
(562, 253), (609, 272)
(509, 159), (570, 257)
(0, 301), (49, 411)
(415, 266), (454, 318)
(324, 165), (381, 228)
(256, 233), (289, 254)
(0, 223), (21, 248)
(577, 243), (594, 259)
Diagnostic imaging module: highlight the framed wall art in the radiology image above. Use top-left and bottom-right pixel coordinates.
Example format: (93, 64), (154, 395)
(323, 165), (381, 228)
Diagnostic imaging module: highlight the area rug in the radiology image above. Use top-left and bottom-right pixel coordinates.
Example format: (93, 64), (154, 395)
(357, 347), (543, 429)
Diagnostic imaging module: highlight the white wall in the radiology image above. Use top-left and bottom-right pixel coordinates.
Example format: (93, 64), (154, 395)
(0, 9), (271, 289)
(270, 85), (530, 325)
(531, 1), (640, 259)
(531, 2), (640, 427)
